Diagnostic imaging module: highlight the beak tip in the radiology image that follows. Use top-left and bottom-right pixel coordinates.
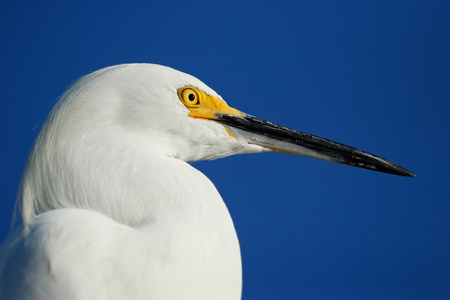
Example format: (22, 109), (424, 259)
(405, 171), (416, 178)
(384, 165), (415, 177)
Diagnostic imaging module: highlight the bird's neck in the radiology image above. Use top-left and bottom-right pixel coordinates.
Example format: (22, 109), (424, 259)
(17, 128), (243, 299)
(18, 127), (230, 230)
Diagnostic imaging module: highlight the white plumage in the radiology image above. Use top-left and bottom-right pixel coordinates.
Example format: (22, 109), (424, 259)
(0, 64), (413, 300)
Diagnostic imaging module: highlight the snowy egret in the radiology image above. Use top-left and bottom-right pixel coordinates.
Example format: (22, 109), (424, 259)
(0, 64), (414, 300)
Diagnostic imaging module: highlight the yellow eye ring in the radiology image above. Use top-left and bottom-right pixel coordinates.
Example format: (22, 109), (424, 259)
(179, 87), (201, 107)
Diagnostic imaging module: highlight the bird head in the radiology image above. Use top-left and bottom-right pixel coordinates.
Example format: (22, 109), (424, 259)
(16, 63), (414, 229)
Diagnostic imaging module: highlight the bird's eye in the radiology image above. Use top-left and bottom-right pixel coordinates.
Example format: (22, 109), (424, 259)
(180, 88), (201, 107)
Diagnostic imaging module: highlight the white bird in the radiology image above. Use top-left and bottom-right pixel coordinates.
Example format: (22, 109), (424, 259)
(0, 64), (414, 300)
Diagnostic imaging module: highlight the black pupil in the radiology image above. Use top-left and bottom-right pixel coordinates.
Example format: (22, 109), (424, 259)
(188, 93), (196, 101)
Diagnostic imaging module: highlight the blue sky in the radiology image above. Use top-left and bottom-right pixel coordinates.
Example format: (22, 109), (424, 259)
(1, 1), (449, 299)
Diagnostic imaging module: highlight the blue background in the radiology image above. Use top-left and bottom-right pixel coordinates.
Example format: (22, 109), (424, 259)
(1, 1), (449, 299)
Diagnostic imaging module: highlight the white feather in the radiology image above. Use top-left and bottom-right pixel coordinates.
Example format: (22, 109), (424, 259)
(1, 64), (265, 300)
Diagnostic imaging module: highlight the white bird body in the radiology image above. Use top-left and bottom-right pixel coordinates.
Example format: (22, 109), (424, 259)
(1, 64), (256, 299)
(2, 206), (240, 300)
(0, 64), (413, 300)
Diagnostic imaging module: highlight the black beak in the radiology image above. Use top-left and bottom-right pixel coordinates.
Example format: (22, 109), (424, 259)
(215, 113), (415, 177)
